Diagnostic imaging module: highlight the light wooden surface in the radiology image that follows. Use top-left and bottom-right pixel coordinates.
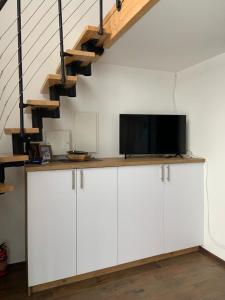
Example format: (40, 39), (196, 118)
(0, 154), (29, 163)
(73, 25), (111, 51)
(4, 128), (39, 135)
(30, 246), (200, 293)
(25, 157), (205, 172)
(26, 100), (59, 110)
(41, 74), (77, 94)
(0, 183), (14, 193)
(104, 0), (160, 48)
(56, 50), (96, 73)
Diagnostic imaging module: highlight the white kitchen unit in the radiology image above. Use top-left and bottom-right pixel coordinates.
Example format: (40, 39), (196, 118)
(118, 165), (164, 264)
(118, 163), (204, 264)
(26, 158), (205, 291)
(77, 167), (117, 274)
(164, 163), (204, 252)
(27, 170), (77, 287)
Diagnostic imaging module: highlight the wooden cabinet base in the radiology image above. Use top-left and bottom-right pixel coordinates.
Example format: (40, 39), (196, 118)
(29, 246), (200, 294)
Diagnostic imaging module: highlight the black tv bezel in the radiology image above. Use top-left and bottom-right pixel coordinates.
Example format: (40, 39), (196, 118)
(119, 114), (187, 157)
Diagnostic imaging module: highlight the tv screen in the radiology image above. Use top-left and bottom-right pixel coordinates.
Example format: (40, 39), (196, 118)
(120, 114), (187, 155)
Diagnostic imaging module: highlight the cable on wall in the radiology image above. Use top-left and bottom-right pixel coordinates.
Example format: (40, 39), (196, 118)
(189, 150), (225, 250)
(176, 71), (225, 252)
(205, 160), (225, 250)
(172, 72), (178, 114)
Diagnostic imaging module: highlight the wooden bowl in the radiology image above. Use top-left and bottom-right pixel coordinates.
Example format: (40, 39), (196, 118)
(67, 153), (91, 162)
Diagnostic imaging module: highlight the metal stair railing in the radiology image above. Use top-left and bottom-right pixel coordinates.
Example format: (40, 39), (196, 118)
(57, 0), (66, 84)
(0, 0), (88, 127)
(99, 0), (103, 35)
(16, 0), (25, 138)
(116, 0), (122, 11)
(0, 0), (77, 112)
(0, 0), (86, 133)
(0, 0), (84, 101)
(0, 0), (123, 139)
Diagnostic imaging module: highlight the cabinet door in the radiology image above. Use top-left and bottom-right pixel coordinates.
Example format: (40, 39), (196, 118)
(77, 168), (117, 275)
(164, 163), (204, 253)
(118, 165), (164, 264)
(27, 170), (76, 287)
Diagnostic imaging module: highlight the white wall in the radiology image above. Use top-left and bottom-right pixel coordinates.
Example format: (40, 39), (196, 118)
(177, 53), (225, 261)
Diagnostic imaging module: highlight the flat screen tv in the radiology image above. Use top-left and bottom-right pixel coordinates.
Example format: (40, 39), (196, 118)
(120, 114), (187, 156)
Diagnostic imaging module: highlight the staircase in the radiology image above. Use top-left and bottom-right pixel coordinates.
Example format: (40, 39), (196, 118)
(0, 0), (159, 194)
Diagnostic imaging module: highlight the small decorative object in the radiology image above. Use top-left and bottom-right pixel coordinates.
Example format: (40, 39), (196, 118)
(67, 150), (91, 162)
(39, 144), (53, 162)
(29, 143), (41, 161)
(0, 242), (7, 277)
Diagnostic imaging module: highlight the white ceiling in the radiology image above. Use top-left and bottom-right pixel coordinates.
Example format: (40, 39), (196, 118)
(100, 0), (225, 72)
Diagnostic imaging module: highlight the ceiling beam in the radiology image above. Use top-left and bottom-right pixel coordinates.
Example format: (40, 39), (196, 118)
(103, 0), (159, 48)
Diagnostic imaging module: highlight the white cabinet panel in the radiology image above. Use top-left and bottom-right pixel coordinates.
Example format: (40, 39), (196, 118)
(27, 170), (76, 286)
(118, 165), (164, 264)
(164, 163), (204, 252)
(77, 168), (117, 274)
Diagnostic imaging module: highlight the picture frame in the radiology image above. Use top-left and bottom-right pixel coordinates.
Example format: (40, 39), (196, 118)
(29, 143), (41, 161)
(39, 144), (53, 162)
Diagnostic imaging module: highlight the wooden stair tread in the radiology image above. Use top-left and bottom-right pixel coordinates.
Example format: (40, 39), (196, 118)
(26, 100), (60, 110)
(0, 183), (14, 193)
(4, 128), (39, 135)
(56, 50), (96, 74)
(73, 25), (111, 51)
(41, 74), (77, 94)
(0, 154), (29, 163)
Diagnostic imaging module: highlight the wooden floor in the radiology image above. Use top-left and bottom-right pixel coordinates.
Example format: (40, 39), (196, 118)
(1, 251), (225, 300)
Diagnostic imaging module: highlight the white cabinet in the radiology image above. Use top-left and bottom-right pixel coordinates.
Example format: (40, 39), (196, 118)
(164, 163), (204, 252)
(118, 165), (164, 264)
(27, 170), (77, 287)
(77, 168), (117, 274)
(27, 162), (204, 288)
(118, 163), (204, 264)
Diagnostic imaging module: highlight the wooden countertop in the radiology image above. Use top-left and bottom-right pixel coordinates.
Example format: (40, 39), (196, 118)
(25, 157), (205, 172)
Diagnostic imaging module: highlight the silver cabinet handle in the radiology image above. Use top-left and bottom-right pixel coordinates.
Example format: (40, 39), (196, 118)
(167, 165), (170, 182)
(161, 165), (165, 182)
(72, 170), (75, 190)
(80, 170), (84, 189)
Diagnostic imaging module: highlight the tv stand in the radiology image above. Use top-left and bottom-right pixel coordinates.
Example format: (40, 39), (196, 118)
(168, 153), (184, 159)
(124, 154), (185, 160)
